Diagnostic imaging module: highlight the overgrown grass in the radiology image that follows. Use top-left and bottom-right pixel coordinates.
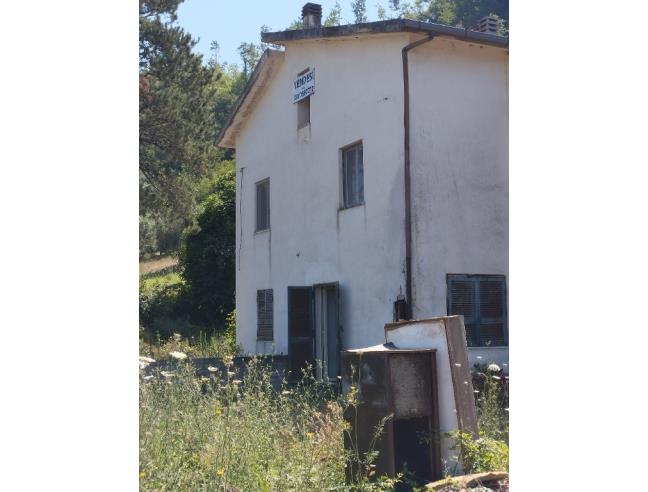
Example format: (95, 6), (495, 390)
(140, 358), (397, 491)
(139, 316), (238, 361)
(448, 364), (509, 476)
(139, 353), (509, 490)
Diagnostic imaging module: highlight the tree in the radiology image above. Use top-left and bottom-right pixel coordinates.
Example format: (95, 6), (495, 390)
(324, 2), (343, 26)
(351, 0), (368, 23)
(237, 42), (262, 78)
(179, 161), (236, 327)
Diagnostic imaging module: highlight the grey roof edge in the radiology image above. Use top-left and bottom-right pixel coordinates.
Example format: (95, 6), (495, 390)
(262, 18), (508, 48)
(216, 49), (284, 148)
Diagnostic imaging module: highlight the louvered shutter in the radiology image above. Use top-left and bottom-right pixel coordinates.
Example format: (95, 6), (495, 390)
(447, 277), (479, 346)
(447, 274), (507, 347)
(477, 277), (507, 347)
(256, 289), (273, 341)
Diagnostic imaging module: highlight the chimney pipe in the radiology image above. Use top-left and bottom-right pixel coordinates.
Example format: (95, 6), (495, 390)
(302, 3), (322, 28)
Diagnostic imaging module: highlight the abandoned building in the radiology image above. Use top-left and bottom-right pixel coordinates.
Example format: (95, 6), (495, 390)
(217, 4), (509, 378)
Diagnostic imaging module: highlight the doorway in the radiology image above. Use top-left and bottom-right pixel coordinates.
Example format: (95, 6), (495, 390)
(314, 282), (341, 381)
(287, 283), (341, 380)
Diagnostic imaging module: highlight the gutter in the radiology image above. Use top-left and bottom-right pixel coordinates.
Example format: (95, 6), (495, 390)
(402, 34), (435, 319)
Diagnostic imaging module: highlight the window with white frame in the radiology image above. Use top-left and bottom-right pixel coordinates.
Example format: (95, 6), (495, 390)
(342, 142), (364, 208)
(255, 178), (270, 232)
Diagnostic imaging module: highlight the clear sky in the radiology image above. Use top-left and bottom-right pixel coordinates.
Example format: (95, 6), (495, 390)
(176, 0), (382, 67)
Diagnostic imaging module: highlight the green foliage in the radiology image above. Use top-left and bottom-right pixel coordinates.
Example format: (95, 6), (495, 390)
(473, 363), (509, 442)
(237, 42), (262, 77)
(380, 0), (508, 27)
(324, 1), (343, 26)
(179, 161), (236, 327)
(449, 431), (509, 474)
(447, 364), (509, 475)
(351, 0), (368, 23)
(139, 359), (395, 490)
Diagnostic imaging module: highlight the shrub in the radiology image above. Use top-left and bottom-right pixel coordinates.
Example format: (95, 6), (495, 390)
(179, 161), (235, 327)
(448, 431), (509, 474)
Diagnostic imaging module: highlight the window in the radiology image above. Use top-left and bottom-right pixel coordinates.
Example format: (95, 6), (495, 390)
(446, 274), (507, 347)
(296, 67), (311, 129)
(297, 96), (310, 129)
(255, 179), (270, 232)
(257, 289), (273, 341)
(342, 142), (364, 208)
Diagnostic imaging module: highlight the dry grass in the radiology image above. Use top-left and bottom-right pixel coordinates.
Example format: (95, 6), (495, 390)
(140, 254), (179, 275)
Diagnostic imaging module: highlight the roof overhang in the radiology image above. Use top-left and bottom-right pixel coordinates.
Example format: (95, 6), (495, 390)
(216, 49), (285, 149)
(262, 18), (508, 49)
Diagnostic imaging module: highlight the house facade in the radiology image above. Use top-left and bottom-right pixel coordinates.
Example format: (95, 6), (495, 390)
(217, 5), (509, 378)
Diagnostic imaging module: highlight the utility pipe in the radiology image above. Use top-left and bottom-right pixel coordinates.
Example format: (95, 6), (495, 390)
(402, 34), (435, 319)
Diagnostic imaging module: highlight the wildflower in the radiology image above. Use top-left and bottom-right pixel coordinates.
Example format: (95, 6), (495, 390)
(173, 333), (182, 341)
(487, 363), (501, 372)
(454, 362), (462, 367)
(139, 471), (145, 478)
(161, 371), (175, 378)
(473, 390), (479, 393)
(169, 351), (187, 360)
(214, 407), (222, 417)
(306, 432), (314, 439)
(227, 371), (235, 377)
(143, 375), (154, 381)
(223, 355), (234, 367)
(282, 390), (292, 395)
(232, 379), (242, 385)
(476, 356), (483, 360)
(505, 408), (509, 412)
(139, 356), (155, 370)
(207, 366), (218, 373)
(492, 375), (501, 380)
(217, 468), (225, 476)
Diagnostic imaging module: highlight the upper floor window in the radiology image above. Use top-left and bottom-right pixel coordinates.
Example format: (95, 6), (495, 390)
(296, 67), (311, 129)
(446, 274), (508, 347)
(342, 142), (364, 208)
(255, 178), (270, 232)
(298, 96), (310, 129)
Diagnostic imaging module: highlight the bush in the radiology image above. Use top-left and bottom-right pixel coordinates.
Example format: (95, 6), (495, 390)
(179, 161), (235, 327)
(449, 431), (509, 474)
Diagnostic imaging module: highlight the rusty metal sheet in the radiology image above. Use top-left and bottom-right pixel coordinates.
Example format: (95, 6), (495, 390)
(389, 353), (432, 419)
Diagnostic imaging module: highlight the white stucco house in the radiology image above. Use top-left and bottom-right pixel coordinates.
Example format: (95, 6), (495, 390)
(217, 4), (508, 379)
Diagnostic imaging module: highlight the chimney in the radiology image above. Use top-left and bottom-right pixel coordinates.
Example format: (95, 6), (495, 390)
(471, 15), (501, 35)
(302, 3), (322, 29)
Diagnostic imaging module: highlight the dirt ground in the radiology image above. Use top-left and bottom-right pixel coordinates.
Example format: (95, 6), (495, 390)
(139, 255), (178, 275)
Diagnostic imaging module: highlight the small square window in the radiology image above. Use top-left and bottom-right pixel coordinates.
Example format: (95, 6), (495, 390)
(342, 143), (364, 208)
(257, 289), (273, 341)
(255, 179), (270, 232)
(298, 96), (310, 129)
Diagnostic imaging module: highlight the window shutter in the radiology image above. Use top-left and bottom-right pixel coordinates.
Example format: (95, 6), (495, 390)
(447, 277), (478, 346)
(257, 289), (273, 341)
(477, 278), (507, 347)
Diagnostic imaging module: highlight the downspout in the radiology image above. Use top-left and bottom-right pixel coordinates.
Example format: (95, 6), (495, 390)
(403, 34), (435, 319)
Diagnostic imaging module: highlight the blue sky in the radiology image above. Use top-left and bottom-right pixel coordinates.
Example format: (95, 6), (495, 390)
(177, 0), (383, 67)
